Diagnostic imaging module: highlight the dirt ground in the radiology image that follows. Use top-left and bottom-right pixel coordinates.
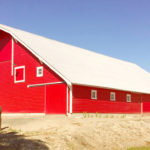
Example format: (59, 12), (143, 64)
(1, 114), (150, 150)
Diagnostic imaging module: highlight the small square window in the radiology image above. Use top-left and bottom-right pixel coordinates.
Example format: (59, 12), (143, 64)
(14, 66), (25, 83)
(37, 67), (43, 77)
(91, 90), (97, 100)
(126, 94), (131, 102)
(110, 92), (115, 101)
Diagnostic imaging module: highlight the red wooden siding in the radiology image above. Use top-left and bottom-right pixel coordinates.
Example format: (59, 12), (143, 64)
(0, 31), (64, 113)
(72, 85), (142, 113)
(142, 94), (150, 113)
(0, 31), (11, 62)
(0, 61), (45, 112)
(46, 83), (67, 114)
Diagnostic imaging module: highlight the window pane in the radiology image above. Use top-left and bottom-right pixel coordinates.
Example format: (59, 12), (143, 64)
(127, 94), (131, 102)
(91, 90), (97, 99)
(37, 67), (43, 77)
(110, 92), (115, 101)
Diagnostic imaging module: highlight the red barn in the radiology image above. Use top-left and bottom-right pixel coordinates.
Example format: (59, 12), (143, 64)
(0, 24), (150, 114)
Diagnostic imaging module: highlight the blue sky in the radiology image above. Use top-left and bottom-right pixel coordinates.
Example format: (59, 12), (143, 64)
(0, 0), (150, 72)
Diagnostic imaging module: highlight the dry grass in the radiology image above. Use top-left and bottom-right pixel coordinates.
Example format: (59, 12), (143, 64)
(2, 114), (150, 150)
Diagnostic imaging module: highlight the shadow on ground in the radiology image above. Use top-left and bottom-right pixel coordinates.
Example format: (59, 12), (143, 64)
(0, 130), (49, 150)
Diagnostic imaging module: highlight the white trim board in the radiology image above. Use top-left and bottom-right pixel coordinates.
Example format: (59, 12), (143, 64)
(69, 86), (73, 114)
(14, 66), (25, 83)
(27, 81), (65, 88)
(11, 38), (14, 76)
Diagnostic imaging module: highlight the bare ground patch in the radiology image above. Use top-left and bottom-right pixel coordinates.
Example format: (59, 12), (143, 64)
(1, 114), (150, 150)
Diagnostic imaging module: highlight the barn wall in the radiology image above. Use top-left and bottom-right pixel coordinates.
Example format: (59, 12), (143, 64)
(142, 94), (150, 113)
(72, 85), (143, 113)
(0, 31), (11, 62)
(46, 83), (67, 114)
(0, 32), (64, 113)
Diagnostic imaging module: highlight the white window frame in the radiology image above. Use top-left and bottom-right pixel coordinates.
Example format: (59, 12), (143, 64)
(14, 66), (25, 83)
(126, 94), (131, 102)
(91, 90), (97, 100)
(110, 92), (115, 101)
(36, 66), (43, 77)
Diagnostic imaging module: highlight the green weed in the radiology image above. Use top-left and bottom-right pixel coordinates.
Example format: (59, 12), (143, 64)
(127, 146), (150, 150)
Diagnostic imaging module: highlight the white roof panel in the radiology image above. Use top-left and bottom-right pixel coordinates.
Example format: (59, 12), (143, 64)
(0, 24), (150, 94)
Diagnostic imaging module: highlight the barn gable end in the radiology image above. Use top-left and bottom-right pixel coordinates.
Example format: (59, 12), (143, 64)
(0, 31), (68, 114)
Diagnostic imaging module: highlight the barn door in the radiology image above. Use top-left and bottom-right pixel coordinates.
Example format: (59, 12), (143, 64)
(46, 83), (67, 114)
(14, 66), (25, 83)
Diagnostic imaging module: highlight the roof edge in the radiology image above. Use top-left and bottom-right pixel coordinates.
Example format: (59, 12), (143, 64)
(0, 25), (72, 87)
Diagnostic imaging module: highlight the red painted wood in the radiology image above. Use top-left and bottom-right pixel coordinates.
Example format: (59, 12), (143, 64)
(0, 31), (64, 113)
(143, 102), (150, 113)
(0, 31), (11, 62)
(142, 94), (150, 112)
(72, 85), (142, 113)
(0, 61), (45, 112)
(46, 83), (67, 114)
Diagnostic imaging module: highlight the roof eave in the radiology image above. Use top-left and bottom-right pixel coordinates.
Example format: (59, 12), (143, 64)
(0, 26), (72, 87)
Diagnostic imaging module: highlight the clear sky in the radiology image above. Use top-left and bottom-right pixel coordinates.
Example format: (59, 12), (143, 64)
(0, 0), (150, 72)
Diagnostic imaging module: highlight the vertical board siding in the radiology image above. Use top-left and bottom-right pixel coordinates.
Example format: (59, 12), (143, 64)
(0, 31), (63, 113)
(46, 83), (67, 114)
(0, 61), (45, 112)
(142, 94), (150, 113)
(73, 85), (144, 113)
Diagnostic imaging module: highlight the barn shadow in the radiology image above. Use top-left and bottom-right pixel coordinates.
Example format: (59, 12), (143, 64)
(0, 130), (49, 150)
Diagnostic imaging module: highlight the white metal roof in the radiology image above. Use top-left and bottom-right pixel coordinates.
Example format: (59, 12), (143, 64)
(0, 24), (150, 94)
